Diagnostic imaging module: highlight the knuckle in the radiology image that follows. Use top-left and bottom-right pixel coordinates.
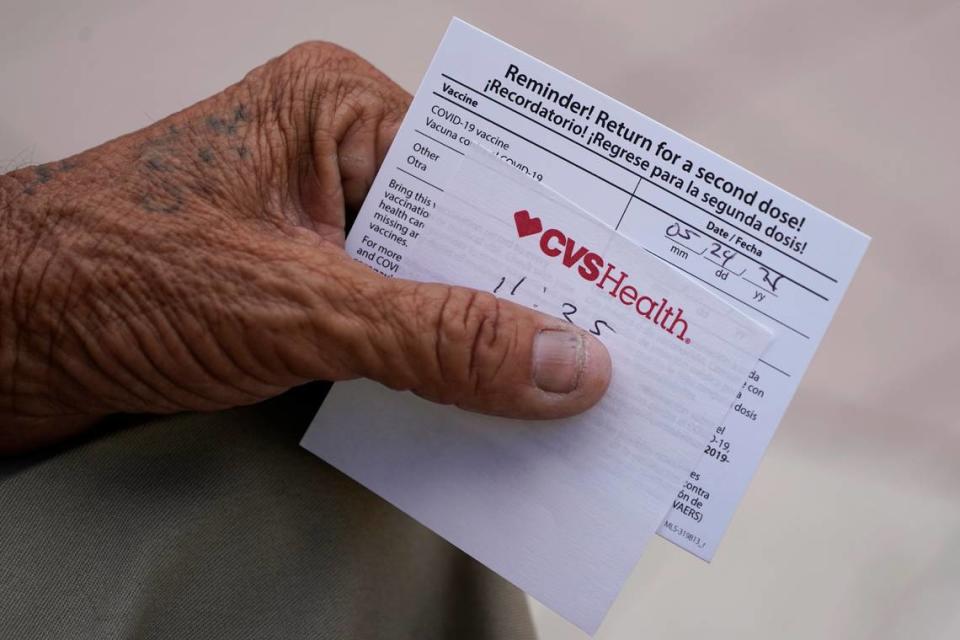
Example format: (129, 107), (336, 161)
(272, 41), (410, 115)
(276, 41), (372, 77)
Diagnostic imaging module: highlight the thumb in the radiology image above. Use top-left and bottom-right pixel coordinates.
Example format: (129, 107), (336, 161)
(346, 275), (612, 419)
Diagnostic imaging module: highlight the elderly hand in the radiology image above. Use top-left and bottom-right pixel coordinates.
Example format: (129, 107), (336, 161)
(0, 43), (611, 454)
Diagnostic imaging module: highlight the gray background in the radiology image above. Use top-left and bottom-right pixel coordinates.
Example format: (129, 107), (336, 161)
(2, 1), (957, 638)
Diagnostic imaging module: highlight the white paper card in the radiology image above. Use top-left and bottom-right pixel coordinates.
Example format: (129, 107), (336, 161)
(303, 17), (870, 563)
(302, 144), (773, 632)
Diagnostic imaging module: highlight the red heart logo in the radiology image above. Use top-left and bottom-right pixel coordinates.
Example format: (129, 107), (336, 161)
(513, 210), (543, 238)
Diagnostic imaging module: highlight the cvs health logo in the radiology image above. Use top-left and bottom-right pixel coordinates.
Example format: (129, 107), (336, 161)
(513, 209), (692, 344)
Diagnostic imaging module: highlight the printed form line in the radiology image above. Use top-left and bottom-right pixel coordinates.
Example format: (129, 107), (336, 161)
(758, 359), (791, 378)
(665, 236), (707, 256)
(397, 167), (444, 192)
(616, 178), (642, 231)
(415, 128), (465, 155)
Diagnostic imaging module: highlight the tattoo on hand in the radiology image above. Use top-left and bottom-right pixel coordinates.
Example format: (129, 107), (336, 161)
(136, 102), (251, 214)
(19, 159), (78, 196)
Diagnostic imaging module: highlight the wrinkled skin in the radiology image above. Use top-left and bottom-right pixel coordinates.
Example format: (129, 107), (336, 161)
(0, 43), (610, 455)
